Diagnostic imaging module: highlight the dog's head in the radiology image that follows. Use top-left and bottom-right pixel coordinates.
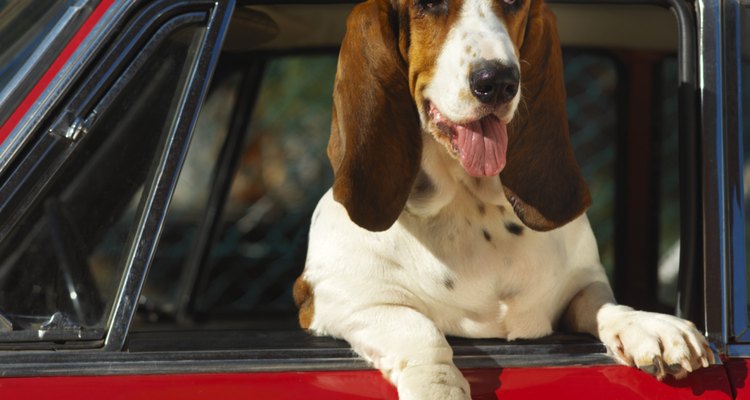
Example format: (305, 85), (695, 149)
(328, 0), (590, 232)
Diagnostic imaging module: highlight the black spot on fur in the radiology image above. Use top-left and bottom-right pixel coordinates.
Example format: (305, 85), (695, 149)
(505, 223), (524, 236)
(482, 229), (492, 242)
(497, 205), (506, 214)
(444, 278), (455, 290)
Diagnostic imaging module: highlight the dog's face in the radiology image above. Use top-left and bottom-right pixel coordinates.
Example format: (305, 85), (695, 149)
(328, 0), (590, 232)
(401, 0), (529, 177)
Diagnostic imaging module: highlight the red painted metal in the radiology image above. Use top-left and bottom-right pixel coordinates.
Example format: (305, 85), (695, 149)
(726, 359), (750, 399)
(484, 365), (732, 399)
(0, 0), (116, 145)
(0, 365), (733, 399)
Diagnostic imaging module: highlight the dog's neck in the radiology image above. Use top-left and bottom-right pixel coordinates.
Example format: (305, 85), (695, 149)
(404, 133), (507, 219)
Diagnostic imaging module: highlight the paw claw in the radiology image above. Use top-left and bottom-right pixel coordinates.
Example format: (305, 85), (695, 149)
(599, 308), (711, 380)
(666, 363), (682, 374)
(639, 363), (657, 377)
(680, 359), (693, 373)
(635, 354), (669, 380)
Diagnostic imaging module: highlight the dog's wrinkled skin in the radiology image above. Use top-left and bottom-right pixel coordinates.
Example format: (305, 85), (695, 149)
(294, 0), (714, 398)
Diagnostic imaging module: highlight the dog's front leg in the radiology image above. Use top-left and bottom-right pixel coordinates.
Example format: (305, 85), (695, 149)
(563, 281), (714, 380)
(340, 305), (470, 400)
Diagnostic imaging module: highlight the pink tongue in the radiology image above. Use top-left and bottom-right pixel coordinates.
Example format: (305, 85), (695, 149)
(454, 116), (508, 177)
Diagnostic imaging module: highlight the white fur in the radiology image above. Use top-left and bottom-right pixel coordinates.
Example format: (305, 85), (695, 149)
(306, 138), (607, 341)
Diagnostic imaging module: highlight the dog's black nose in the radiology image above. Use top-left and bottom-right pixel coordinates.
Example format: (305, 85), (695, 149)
(469, 61), (520, 105)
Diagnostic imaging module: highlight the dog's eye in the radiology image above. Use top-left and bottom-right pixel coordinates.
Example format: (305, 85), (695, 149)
(416, 0), (448, 14)
(501, 0), (522, 11)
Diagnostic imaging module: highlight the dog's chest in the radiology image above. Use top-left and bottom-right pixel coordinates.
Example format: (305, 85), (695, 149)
(397, 182), (572, 337)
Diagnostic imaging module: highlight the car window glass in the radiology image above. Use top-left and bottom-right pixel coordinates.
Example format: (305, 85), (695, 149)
(0, 24), (204, 343)
(196, 56), (335, 320)
(564, 52), (618, 281)
(137, 68), (240, 323)
(658, 57), (681, 308)
(137, 55), (337, 328)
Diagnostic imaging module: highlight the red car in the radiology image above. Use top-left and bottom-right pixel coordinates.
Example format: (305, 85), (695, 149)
(0, 0), (747, 398)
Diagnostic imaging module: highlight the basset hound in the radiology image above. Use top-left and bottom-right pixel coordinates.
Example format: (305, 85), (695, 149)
(294, 0), (714, 398)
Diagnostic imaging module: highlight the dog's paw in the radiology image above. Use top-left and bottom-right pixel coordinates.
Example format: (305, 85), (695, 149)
(397, 363), (470, 400)
(598, 304), (715, 380)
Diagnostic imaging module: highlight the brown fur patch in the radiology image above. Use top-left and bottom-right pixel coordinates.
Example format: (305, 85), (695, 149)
(330, 0), (475, 232)
(492, 0), (533, 57)
(293, 277), (315, 329)
(497, 0), (591, 230)
(328, 0), (422, 231)
(405, 0), (462, 104)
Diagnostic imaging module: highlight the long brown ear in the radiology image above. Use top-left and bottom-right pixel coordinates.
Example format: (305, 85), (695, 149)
(500, 0), (591, 231)
(328, 0), (421, 232)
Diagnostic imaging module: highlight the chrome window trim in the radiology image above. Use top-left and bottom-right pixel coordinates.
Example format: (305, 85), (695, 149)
(0, 0), (131, 177)
(0, 352), (614, 378)
(0, 331), (615, 377)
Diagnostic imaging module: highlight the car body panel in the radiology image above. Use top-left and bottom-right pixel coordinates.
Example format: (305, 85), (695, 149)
(0, 365), (734, 399)
(726, 360), (750, 399)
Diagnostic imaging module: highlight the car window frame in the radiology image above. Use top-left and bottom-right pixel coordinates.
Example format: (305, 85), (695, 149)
(0, 0), (232, 352)
(723, 0), (750, 354)
(695, 0), (750, 357)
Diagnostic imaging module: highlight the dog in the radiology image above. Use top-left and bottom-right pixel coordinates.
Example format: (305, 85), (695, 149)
(294, 0), (714, 398)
